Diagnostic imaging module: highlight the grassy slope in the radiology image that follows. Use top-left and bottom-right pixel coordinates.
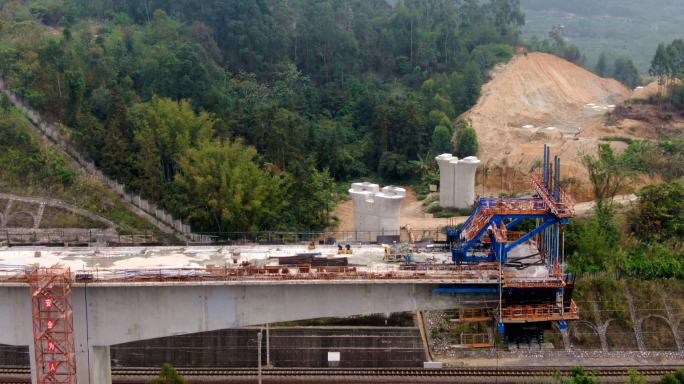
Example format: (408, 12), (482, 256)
(572, 277), (683, 350)
(0, 107), (155, 231)
(519, 0), (684, 73)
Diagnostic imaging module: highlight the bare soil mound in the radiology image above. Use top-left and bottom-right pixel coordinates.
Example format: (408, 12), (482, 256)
(464, 53), (631, 201)
(632, 79), (681, 99)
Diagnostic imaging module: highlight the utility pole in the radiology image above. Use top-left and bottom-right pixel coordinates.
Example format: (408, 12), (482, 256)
(258, 331), (262, 384)
(266, 324), (270, 368)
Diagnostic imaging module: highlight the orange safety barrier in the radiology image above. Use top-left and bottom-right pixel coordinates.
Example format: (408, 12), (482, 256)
(531, 174), (574, 218)
(497, 300), (579, 323)
(456, 333), (494, 348)
(451, 308), (493, 322)
(503, 264), (566, 288)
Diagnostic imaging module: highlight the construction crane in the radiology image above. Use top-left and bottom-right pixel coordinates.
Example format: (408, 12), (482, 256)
(438, 144), (578, 349)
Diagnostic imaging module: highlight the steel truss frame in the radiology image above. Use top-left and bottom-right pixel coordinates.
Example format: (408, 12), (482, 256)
(29, 267), (76, 384)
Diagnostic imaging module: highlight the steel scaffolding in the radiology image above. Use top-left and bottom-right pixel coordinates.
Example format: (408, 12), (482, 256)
(29, 267), (76, 384)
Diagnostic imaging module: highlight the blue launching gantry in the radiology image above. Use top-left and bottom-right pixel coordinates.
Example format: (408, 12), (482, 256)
(447, 144), (573, 266)
(438, 144), (579, 349)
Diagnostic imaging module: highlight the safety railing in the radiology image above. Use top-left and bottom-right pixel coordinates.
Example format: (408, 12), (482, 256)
(503, 265), (566, 288)
(0, 264), (38, 283)
(454, 333), (494, 348)
(479, 198), (549, 215)
(497, 300), (579, 322)
(531, 173), (574, 218)
(0, 268), (30, 283)
(451, 308), (493, 322)
(458, 209), (493, 242)
(72, 264), (503, 283)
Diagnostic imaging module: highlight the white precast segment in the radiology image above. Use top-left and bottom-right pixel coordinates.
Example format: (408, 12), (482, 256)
(435, 154), (481, 209)
(349, 182), (405, 241)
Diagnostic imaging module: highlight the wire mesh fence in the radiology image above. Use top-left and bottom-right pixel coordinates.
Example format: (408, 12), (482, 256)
(0, 228), (451, 246)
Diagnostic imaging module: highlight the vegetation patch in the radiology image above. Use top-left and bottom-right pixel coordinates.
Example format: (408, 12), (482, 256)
(0, 107), (154, 231)
(642, 316), (678, 351)
(600, 136), (635, 145)
(38, 206), (108, 229)
(569, 323), (602, 350)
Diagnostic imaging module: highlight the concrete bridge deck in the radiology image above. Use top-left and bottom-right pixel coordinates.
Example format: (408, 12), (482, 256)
(0, 244), (499, 384)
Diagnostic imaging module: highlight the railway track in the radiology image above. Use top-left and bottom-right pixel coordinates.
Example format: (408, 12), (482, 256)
(0, 366), (679, 378)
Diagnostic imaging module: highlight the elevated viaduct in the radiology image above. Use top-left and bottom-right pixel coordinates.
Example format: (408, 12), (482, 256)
(0, 265), (499, 384)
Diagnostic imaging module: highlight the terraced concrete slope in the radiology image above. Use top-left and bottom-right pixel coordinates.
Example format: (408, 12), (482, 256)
(464, 53), (631, 201)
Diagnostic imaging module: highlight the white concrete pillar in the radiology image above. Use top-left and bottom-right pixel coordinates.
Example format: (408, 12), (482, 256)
(435, 154), (480, 209)
(454, 156), (480, 208)
(91, 346), (112, 384)
(435, 154), (456, 209)
(349, 182), (405, 241)
(29, 343), (37, 384)
(73, 288), (113, 384)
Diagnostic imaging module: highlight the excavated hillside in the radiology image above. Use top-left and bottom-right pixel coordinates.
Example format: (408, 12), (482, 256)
(465, 52), (632, 201)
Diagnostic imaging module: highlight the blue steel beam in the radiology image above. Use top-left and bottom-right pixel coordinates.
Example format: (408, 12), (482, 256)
(505, 217), (558, 253)
(505, 217), (525, 230)
(432, 287), (500, 294)
(451, 214), (554, 263)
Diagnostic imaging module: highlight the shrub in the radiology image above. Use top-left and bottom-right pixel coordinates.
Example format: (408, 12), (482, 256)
(600, 136), (634, 145)
(427, 204), (443, 213)
(422, 194), (440, 206)
(434, 210), (454, 218)
(416, 194), (427, 201)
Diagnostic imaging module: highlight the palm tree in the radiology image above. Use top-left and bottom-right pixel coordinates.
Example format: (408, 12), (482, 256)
(410, 152), (434, 178)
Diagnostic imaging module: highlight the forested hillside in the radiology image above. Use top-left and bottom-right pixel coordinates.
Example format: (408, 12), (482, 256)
(519, 0), (684, 74)
(0, 0), (527, 232)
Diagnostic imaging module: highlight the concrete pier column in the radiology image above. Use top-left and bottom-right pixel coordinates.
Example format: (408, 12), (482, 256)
(91, 346), (112, 384)
(454, 157), (480, 208)
(435, 154), (456, 208)
(349, 183), (405, 241)
(28, 343), (37, 384)
(74, 345), (112, 384)
(435, 154), (480, 209)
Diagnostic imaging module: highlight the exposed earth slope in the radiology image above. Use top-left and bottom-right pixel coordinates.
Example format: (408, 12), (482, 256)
(465, 52), (632, 200)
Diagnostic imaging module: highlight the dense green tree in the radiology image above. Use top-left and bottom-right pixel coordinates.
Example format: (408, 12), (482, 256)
(130, 96), (216, 200)
(430, 124), (453, 155)
(649, 43), (670, 96)
(613, 56), (641, 88)
(102, 87), (134, 182)
(146, 364), (188, 384)
(456, 127), (479, 158)
(628, 182), (684, 241)
(461, 60), (483, 110)
(373, 93), (426, 166)
(656, 374), (680, 384)
(595, 51), (607, 77)
(0, 93), (10, 111)
(176, 138), (284, 232)
(284, 162), (337, 230)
